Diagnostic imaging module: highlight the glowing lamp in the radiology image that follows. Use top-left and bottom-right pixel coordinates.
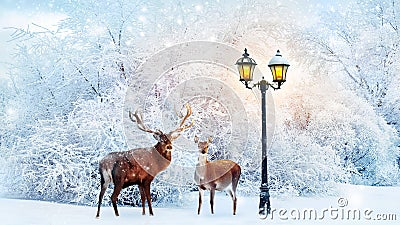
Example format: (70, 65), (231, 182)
(268, 50), (290, 88)
(235, 48), (257, 87)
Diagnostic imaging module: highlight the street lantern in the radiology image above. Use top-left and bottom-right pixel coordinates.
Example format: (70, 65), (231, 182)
(235, 48), (290, 218)
(235, 48), (257, 88)
(268, 50), (290, 88)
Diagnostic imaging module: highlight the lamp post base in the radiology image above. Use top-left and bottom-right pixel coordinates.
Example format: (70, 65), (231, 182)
(258, 185), (271, 217)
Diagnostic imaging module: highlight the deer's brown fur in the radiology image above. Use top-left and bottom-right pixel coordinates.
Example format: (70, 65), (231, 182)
(194, 136), (241, 215)
(96, 104), (193, 217)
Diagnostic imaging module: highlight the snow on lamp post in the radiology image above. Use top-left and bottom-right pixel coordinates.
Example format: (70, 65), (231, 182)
(235, 49), (290, 217)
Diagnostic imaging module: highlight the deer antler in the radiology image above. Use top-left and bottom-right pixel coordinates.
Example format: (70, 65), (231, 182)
(174, 103), (194, 132)
(129, 110), (161, 135)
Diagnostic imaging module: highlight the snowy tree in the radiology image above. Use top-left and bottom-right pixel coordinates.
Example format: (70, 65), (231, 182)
(1, 0), (141, 204)
(1, 0), (400, 207)
(297, 0), (400, 133)
(273, 73), (399, 188)
(279, 0), (400, 186)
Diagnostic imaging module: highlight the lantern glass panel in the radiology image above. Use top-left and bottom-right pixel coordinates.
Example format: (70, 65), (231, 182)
(238, 64), (254, 82)
(270, 64), (288, 82)
(282, 65), (288, 80)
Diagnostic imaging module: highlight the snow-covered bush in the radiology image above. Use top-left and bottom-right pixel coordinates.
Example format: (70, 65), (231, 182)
(1, 0), (399, 207)
(274, 74), (400, 189)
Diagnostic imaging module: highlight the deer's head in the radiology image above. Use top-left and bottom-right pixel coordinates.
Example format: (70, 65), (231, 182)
(129, 104), (194, 154)
(194, 136), (213, 155)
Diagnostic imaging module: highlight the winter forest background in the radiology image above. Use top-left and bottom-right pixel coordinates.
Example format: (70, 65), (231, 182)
(0, 0), (399, 207)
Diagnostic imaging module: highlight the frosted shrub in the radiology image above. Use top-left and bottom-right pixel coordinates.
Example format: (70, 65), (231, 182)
(1, 0), (399, 207)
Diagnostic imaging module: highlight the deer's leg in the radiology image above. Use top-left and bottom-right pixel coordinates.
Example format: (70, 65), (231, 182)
(96, 183), (108, 218)
(197, 187), (204, 215)
(227, 189), (237, 215)
(96, 170), (110, 218)
(144, 183), (154, 216)
(231, 166), (240, 215)
(233, 192), (237, 215)
(210, 187), (215, 214)
(139, 185), (146, 215)
(111, 184), (123, 217)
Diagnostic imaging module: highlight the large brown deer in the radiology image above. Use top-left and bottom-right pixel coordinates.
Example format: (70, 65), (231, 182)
(96, 104), (193, 218)
(194, 136), (241, 215)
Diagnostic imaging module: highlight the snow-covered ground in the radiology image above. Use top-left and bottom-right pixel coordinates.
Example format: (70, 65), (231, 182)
(1, 184), (399, 225)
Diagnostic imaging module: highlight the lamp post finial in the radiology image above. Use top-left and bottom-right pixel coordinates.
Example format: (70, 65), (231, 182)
(243, 48), (249, 57)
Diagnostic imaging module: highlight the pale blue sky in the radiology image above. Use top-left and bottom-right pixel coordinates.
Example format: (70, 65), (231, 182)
(0, 0), (67, 80)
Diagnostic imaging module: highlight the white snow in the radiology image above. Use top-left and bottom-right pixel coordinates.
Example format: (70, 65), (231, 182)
(1, 184), (399, 225)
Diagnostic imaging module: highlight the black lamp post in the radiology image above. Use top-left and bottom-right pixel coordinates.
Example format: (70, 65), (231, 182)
(235, 48), (290, 217)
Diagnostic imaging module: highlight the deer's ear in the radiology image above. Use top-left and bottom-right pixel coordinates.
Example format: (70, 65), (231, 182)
(207, 136), (213, 143)
(153, 134), (162, 142)
(194, 135), (199, 143)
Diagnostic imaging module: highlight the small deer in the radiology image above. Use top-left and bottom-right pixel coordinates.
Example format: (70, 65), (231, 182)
(194, 136), (241, 215)
(96, 104), (193, 218)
